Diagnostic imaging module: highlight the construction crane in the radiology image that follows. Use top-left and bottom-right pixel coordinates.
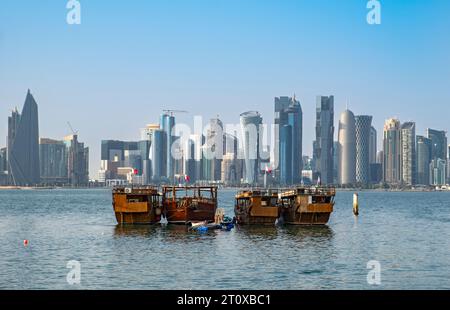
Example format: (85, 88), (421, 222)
(163, 109), (188, 116)
(67, 121), (79, 136)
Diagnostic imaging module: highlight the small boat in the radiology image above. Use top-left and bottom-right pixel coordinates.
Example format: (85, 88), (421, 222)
(112, 186), (162, 224)
(162, 186), (218, 225)
(234, 189), (281, 225)
(279, 187), (336, 225)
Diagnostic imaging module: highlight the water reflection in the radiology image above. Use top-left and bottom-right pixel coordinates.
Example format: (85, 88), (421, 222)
(282, 225), (334, 241)
(235, 225), (279, 241)
(113, 224), (158, 238)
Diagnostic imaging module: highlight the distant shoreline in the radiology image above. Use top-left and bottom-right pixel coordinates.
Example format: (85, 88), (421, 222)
(0, 185), (448, 193)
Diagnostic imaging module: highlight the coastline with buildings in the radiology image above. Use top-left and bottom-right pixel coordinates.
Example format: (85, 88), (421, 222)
(1, 91), (449, 191)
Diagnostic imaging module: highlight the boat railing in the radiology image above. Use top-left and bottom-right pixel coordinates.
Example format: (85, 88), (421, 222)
(237, 186), (336, 198)
(112, 185), (159, 195)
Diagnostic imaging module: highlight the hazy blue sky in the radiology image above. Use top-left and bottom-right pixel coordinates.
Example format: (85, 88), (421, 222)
(1, 0), (449, 178)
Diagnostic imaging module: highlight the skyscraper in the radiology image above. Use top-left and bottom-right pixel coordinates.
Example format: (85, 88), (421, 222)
(427, 129), (447, 161)
(337, 109), (356, 185)
(9, 90), (40, 186)
(383, 118), (401, 184)
(184, 134), (202, 183)
(205, 117), (224, 181)
(430, 158), (447, 186)
(416, 135), (432, 185)
(7, 107), (20, 180)
(64, 134), (89, 186)
(240, 111), (262, 185)
(0, 148), (6, 185)
(279, 125), (293, 185)
(314, 96), (334, 184)
(0, 147), (7, 172)
(274, 96), (303, 185)
(39, 138), (68, 185)
(400, 122), (416, 185)
(160, 113), (176, 181)
(448, 144), (450, 184)
(355, 115), (372, 185)
(369, 126), (377, 164)
(150, 129), (166, 181)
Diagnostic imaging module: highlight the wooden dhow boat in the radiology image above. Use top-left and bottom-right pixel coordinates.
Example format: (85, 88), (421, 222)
(279, 187), (336, 225)
(162, 186), (218, 225)
(234, 189), (281, 225)
(112, 186), (162, 224)
(234, 186), (336, 226)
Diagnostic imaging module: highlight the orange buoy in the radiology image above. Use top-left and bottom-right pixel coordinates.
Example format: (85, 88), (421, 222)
(23, 240), (29, 247)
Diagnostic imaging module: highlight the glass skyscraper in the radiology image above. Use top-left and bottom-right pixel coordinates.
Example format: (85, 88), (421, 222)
(416, 135), (432, 185)
(9, 90), (40, 186)
(39, 138), (68, 185)
(240, 111), (262, 185)
(427, 129), (447, 161)
(355, 115), (373, 185)
(150, 129), (166, 181)
(314, 96), (334, 184)
(160, 113), (176, 181)
(274, 96), (303, 185)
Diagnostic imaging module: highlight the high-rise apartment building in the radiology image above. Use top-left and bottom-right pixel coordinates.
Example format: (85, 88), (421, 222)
(400, 122), (416, 185)
(383, 118), (401, 184)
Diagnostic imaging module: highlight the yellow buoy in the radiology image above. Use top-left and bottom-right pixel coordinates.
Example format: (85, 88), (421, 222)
(353, 193), (359, 216)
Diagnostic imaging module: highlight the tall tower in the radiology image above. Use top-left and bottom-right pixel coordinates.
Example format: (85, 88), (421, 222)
(205, 117), (224, 181)
(160, 113), (176, 180)
(7, 107), (21, 182)
(337, 109), (356, 185)
(9, 90), (40, 186)
(369, 126), (377, 164)
(64, 134), (89, 186)
(240, 111), (262, 185)
(150, 129), (166, 181)
(314, 96), (334, 184)
(274, 96), (303, 185)
(355, 115), (373, 184)
(416, 135), (431, 185)
(383, 118), (401, 184)
(400, 122), (416, 185)
(427, 129), (447, 161)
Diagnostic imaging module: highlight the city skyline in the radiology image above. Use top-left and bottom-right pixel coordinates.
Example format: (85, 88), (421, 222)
(1, 89), (449, 184)
(1, 1), (450, 178)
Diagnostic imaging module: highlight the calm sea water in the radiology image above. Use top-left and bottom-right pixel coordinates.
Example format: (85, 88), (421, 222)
(0, 189), (449, 290)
